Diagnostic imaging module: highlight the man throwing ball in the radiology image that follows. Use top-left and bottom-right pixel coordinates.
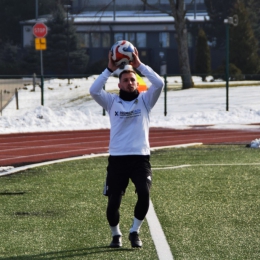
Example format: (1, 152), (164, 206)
(90, 46), (164, 248)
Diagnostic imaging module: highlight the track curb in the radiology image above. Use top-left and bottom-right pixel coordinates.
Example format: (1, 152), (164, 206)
(0, 143), (202, 177)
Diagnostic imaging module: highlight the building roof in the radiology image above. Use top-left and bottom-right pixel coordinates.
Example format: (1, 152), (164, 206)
(20, 10), (209, 25)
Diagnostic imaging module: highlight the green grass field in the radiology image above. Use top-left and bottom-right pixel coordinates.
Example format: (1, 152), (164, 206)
(0, 145), (259, 260)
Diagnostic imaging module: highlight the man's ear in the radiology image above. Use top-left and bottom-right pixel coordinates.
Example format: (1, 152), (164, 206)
(118, 83), (121, 89)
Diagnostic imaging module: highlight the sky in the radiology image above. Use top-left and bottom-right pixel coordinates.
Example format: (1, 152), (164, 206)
(1, 74), (260, 149)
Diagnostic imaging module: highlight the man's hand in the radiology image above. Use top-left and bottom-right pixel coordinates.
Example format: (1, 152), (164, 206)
(107, 51), (118, 72)
(130, 48), (141, 68)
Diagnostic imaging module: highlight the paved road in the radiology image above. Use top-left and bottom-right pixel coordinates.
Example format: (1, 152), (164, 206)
(1, 127), (260, 167)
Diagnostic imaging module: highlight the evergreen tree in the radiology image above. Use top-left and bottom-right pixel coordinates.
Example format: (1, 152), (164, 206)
(20, 46), (41, 75)
(204, 0), (237, 49)
(229, 1), (260, 75)
(0, 0), (56, 45)
(0, 43), (22, 75)
(44, 4), (89, 75)
(194, 28), (211, 81)
(246, 0), (260, 53)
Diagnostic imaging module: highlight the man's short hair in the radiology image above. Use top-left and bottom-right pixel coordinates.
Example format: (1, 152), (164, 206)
(118, 65), (136, 79)
(119, 70), (136, 79)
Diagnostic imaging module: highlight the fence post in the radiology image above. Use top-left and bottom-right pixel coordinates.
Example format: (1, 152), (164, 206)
(15, 88), (19, 110)
(225, 23), (229, 112)
(0, 90), (2, 116)
(164, 74), (167, 116)
(102, 85), (106, 116)
(32, 73), (36, 91)
(41, 75), (44, 106)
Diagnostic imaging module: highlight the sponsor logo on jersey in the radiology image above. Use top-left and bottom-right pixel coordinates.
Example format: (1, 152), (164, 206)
(114, 109), (141, 118)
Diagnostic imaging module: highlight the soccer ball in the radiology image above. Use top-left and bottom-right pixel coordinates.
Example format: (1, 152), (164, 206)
(111, 40), (135, 66)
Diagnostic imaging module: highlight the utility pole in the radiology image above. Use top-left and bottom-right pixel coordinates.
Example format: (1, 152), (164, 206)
(35, 0), (38, 20)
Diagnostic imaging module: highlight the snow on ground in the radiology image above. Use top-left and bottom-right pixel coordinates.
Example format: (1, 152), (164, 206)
(1, 75), (260, 148)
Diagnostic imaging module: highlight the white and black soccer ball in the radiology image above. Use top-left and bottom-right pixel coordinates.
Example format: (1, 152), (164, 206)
(111, 40), (135, 66)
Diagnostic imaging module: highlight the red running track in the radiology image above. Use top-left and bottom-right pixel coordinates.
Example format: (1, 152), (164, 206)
(0, 127), (260, 167)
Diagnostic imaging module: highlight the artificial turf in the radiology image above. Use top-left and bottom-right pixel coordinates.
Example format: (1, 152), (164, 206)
(0, 145), (259, 259)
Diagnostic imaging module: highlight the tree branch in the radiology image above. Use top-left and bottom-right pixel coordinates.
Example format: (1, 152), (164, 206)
(139, 0), (172, 16)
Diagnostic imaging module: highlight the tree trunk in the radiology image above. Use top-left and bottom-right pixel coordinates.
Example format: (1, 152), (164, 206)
(176, 29), (194, 89)
(174, 5), (194, 89)
(140, 0), (194, 89)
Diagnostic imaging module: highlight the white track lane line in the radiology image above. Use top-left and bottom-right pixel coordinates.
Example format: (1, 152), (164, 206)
(0, 147), (109, 162)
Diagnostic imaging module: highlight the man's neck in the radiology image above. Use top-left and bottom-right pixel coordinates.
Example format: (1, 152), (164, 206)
(119, 89), (139, 101)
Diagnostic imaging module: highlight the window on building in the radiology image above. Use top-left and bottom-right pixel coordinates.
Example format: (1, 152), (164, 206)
(136, 33), (146, 47)
(114, 33), (124, 42)
(125, 33), (135, 45)
(159, 32), (170, 47)
(77, 33), (90, 48)
(91, 32), (101, 47)
(113, 32), (146, 47)
(102, 33), (110, 47)
(188, 32), (193, 48)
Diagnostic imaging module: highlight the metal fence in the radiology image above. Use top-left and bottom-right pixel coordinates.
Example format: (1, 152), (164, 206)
(0, 74), (92, 116)
(0, 76), (41, 116)
(1, 74), (260, 118)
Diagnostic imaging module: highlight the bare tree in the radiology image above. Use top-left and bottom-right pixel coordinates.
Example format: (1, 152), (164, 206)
(141, 0), (194, 89)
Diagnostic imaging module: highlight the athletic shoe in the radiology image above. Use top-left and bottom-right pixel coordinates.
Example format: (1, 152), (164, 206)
(109, 235), (122, 248)
(128, 232), (142, 247)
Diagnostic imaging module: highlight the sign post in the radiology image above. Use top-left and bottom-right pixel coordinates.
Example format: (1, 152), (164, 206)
(33, 22), (47, 106)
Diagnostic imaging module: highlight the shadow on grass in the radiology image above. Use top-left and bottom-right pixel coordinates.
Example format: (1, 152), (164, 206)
(0, 246), (135, 260)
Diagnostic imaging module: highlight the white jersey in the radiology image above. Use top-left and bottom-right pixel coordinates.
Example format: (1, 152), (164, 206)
(90, 63), (164, 155)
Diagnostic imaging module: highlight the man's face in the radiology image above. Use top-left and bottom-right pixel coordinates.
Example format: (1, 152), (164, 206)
(118, 72), (139, 93)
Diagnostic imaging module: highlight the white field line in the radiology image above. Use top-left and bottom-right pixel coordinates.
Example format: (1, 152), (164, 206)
(146, 200), (174, 260)
(150, 143), (202, 151)
(152, 163), (260, 170)
(153, 165), (191, 170)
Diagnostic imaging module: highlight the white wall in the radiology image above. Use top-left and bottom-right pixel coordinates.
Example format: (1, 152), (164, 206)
(23, 26), (34, 46)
